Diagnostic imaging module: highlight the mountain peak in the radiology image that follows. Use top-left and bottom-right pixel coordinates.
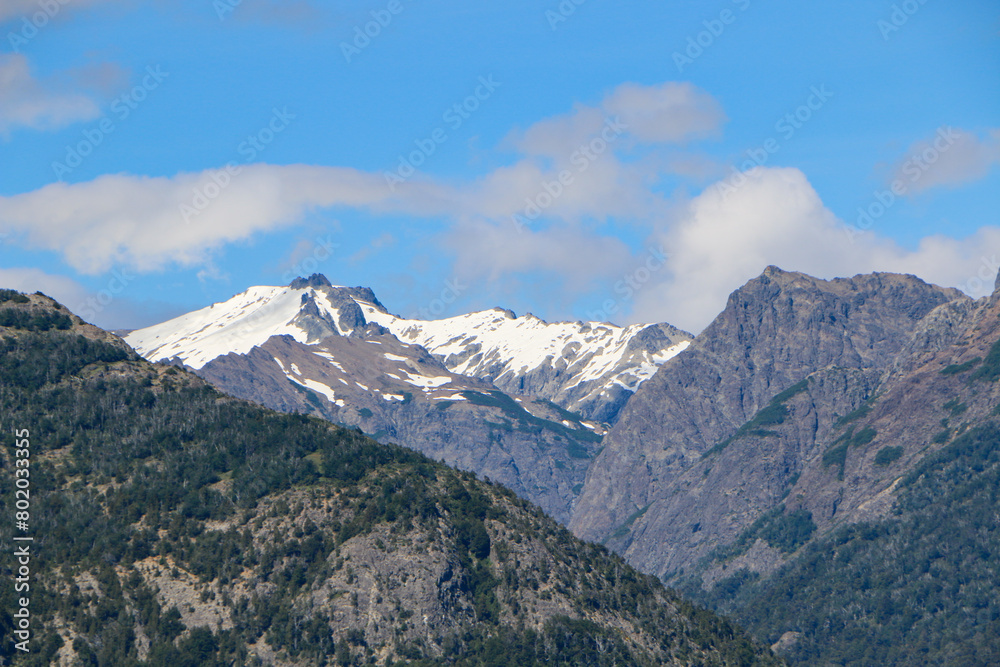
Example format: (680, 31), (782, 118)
(493, 307), (517, 319)
(289, 273), (332, 289)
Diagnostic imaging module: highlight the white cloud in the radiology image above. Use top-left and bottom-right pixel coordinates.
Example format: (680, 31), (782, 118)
(2, 80), (997, 334)
(891, 127), (1000, 195)
(444, 218), (634, 290)
(0, 0), (120, 22)
(0, 267), (89, 305)
(0, 54), (101, 136)
(602, 82), (726, 144)
(627, 167), (1000, 332)
(509, 81), (725, 159)
(0, 164), (450, 274)
(0, 81), (718, 277)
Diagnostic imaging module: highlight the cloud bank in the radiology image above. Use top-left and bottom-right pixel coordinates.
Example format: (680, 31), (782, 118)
(2, 81), (997, 332)
(0, 54), (101, 136)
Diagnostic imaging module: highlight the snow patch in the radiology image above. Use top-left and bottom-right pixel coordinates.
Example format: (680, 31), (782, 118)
(401, 372), (452, 390)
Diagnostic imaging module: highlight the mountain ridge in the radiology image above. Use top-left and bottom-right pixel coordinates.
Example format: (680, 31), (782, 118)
(570, 267), (965, 553)
(0, 287), (783, 666)
(125, 276), (692, 423)
(122, 276), (692, 522)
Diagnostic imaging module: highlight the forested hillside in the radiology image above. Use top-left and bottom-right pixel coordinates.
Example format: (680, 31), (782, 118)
(0, 290), (781, 666)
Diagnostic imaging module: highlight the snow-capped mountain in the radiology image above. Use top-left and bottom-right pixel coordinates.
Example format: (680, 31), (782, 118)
(127, 274), (692, 422)
(358, 302), (691, 422)
(125, 276), (380, 369)
(123, 273), (693, 521)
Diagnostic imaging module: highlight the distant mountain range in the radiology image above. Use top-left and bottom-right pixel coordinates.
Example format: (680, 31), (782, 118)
(125, 274), (690, 523)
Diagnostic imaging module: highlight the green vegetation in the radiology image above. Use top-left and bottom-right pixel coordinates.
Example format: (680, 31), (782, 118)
(708, 506), (816, 563)
(705, 379), (811, 457)
(606, 504), (651, 543)
(0, 289), (30, 304)
(943, 397), (968, 417)
(834, 403), (872, 429)
(873, 446), (904, 466)
(0, 332), (131, 390)
(685, 424), (1000, 666)
(821, 443), (849, 479)
(0, 302), (781, 667)
(461, 390), (602, 447)
(846, 426), (877, 448)
(770, 379), (812, 405)
(821, 426), (877, 480)
(0, 307), (73, 331)
(539, 399), (587, 424)
(970, 337), (1000, 382)
(940, 357), (981, 375)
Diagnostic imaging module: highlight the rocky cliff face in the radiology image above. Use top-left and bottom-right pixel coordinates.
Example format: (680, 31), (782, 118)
(570, 267), (966, 576)
(677, 277), (1000, 665)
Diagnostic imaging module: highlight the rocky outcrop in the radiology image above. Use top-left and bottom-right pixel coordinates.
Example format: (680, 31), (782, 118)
(570, 267), (966, 576)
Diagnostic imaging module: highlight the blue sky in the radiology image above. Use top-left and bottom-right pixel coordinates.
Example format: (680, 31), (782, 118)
(0, 0), (997, 332)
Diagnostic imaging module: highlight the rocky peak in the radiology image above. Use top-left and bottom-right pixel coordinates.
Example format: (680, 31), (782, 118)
(570, 268), (963, 552)
(289, 273), (332, 289)
(494, 307), (517, 319)
(328, 285), (388, 314)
